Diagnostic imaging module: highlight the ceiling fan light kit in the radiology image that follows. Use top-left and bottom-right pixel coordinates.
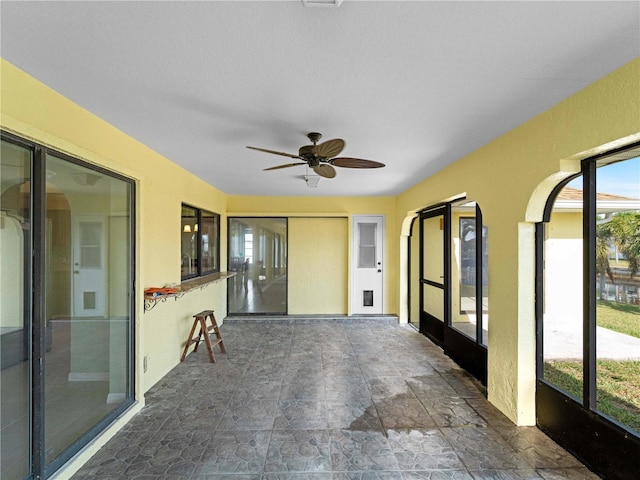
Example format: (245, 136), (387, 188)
(247, 132), (385, 182)
(304, 175), (321, 187)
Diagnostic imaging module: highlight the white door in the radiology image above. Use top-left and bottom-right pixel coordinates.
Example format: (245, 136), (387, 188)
(72, 216), (106, 317)
(352, 215), (384, 314)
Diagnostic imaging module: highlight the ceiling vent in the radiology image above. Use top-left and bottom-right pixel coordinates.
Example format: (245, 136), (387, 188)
(302, 0), (343, 7)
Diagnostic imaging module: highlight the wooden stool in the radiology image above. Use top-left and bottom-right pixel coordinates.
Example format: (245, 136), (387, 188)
(180, 310), (227, 363)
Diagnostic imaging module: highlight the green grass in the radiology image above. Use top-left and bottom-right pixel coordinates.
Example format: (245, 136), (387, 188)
(597, 300), (640, 339)
(544, 360), (640, 432)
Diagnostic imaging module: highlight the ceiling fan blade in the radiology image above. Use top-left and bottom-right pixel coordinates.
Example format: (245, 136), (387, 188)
(330, 157), (385, 169)
(313, 139), (345, 159)
(263, 162), (307, 171)
(313, 164), (336, 178)
(247, 146), (301, 159)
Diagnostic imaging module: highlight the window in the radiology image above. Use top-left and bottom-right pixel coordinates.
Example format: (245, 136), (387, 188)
(537, 143), (640, 478)
(457, 211), (488, 345)
(181, 204), (220, 280)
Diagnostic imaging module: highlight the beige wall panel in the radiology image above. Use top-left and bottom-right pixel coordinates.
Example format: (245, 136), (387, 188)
(288, 217), (348, 315)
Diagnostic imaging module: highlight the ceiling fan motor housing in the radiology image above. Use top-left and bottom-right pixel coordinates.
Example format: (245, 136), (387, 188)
(299, 145), (322, 165)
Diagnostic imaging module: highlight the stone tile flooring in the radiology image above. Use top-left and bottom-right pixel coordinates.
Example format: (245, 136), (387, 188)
(71, 322), (599, 479)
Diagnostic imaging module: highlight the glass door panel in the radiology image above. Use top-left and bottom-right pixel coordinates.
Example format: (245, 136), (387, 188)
(423, 283), (444, 321)
(0, 140), (32, 480)
(422, 215), (444, 284)
(228, 218), (287, 315)
(44, 155), (133, 466)
(420, 210), (446, 344)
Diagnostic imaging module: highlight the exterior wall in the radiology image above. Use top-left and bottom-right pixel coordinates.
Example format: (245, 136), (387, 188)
(227, 195), (398, 315)
(545, 211), (583, 325)
(396, 58), (640, 426)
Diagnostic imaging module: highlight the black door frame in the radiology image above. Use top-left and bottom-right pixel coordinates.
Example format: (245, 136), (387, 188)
(1, 131), (137, 479)
(418, 201), (487, 384)
(419, 205), (450, 345)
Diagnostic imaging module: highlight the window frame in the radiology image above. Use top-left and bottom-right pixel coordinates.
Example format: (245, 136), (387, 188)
(181, 203), (220, 281)
(535, 141), (640, 479)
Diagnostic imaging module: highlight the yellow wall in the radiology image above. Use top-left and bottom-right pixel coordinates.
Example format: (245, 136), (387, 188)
(0, 59), (229, 396)
(396, 58), (640, 425)
(288, 217), (348, 314)
(227, 195), (398, 315)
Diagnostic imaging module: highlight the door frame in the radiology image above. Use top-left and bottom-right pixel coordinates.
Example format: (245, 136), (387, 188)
(418, 202), (487, 384)
(419, 205), (450, 344)
(351, 214), (384, 315)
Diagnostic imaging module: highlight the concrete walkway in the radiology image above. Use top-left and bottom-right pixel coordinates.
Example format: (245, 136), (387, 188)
(544, 317), (640, 361)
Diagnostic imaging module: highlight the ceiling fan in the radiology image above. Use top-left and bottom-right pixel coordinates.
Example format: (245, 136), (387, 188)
(246, 132), (385, 179)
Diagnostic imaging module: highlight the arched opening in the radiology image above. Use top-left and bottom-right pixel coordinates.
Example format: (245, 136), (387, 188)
(536, 143), (640, 479)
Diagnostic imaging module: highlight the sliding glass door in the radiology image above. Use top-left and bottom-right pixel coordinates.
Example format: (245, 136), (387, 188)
(0, 138), (32, 479)
(228, 217), (287, 315)
(1, 133), (135, 479)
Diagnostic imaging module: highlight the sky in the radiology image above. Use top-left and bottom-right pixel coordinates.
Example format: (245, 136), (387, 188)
(567, 155), (639, 199)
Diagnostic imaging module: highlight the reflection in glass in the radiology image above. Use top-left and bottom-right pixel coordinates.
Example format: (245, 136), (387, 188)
(201, 210), (219, 274)
(44, 155), (132, 465)
(595, 156), (640, 435)
(453, 209), (489, 343)
(181, 205), (197, 278)
(542, 176), (584, 399)
(0, 140), (32, 479)
(228, 218), (287, 314)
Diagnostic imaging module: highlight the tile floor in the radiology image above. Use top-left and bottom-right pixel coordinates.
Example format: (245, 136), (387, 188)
(71, 321), (599, 479)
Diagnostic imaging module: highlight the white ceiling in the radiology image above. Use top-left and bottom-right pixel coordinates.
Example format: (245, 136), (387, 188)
(1, 1), (638, 197)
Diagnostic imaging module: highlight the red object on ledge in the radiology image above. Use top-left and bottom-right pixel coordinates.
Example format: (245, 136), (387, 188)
(144, 287), (179, 297)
